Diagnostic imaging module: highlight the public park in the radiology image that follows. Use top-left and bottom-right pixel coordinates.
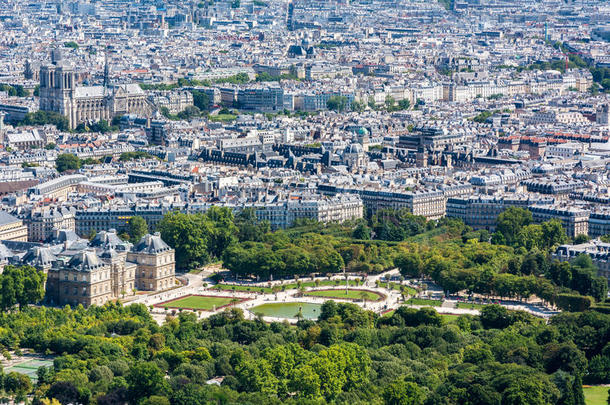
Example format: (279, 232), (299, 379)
(132, 266), (560, 325)
(0, 207), (607, 404)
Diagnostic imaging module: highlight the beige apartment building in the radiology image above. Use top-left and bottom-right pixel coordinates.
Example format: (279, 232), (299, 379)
(0, 211), (28, 242)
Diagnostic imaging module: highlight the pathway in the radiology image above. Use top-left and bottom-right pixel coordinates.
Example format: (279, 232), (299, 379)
(122, 268), (559, 325)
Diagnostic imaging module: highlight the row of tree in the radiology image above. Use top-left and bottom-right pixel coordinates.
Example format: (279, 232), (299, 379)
(56, 151), (156, 173)
(157, 208), (400, 273)
(395, 239), (606, 309)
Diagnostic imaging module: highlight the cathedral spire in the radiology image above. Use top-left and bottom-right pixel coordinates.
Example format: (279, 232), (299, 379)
(103, 51), (110, 89)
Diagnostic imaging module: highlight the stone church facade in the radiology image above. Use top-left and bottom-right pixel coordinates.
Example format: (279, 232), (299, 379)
(38, 50), (152, 129)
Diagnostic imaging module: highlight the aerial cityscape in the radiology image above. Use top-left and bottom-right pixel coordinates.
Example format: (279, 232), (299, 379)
(0, 0), (609, 403)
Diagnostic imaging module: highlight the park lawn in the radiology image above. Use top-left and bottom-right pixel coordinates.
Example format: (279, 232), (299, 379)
(406, 226), (448, 244)
(210, 113), (237, 122)
(160, 296), (234, 310)
(214, 284), (273, 293)
(305, 289), (383, 301)
(405, 298), (443, 307)
(583, 386), (608, 405)
(306, 279), (363, 288)
(213, 280), (364, 294)
(441, 314), (460, 323)
(456, 302), (488, 310)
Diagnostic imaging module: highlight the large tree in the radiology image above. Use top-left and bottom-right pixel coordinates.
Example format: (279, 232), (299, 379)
(383, 380), (424, 405)
(127, 362), (167, 402)
(495, 207), (533, 246)
(157, 212), (212, 270)
(157, 208), (237, 270)
(56, 153), (81, 173)
(326, 96), (348, 112)
(127, 216), (148, 242)
(0, 265), (46, 311)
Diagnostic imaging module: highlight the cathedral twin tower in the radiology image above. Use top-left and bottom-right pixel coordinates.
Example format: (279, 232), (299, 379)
(38, 49), (152, 129)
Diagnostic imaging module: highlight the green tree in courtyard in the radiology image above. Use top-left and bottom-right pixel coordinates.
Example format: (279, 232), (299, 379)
(56, 153), (81, 172)
(127, 216), (148, 242)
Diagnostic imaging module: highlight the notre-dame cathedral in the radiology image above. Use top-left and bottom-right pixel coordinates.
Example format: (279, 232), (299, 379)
(38, 49), (153, 129)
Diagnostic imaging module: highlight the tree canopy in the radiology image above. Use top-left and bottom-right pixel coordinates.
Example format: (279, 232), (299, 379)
(0, 299), (601, 404)
(127, 216), (148, 242)
(56, 154), (81, 173)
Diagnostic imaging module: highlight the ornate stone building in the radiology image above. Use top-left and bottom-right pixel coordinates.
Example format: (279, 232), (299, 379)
(128, 233), (176, 291)
(39, 50), (152, 129)
(19, 229), (176, 307)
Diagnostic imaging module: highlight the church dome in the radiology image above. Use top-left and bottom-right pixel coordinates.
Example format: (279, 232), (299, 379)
(357, 127), (369, 136)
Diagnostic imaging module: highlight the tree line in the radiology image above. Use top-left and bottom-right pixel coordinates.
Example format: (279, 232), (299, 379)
(157, 208), (402, 275)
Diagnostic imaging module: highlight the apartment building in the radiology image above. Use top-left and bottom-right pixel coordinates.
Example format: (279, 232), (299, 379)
(522, 178), (584, 195)
(554, 240), (610, 281)
(28, 174), (88, 201)
(588, 209), (610, 239)
(149, 90), (193, 114)
(237, 86), (284, 112)
(319, 185), (447, 219)
(75, 206), (169, 237)
(446, 195), (553, 231)
(529, 205), (589, 238)
(26, 207), (75, 242)
(0, 211), (28, 242)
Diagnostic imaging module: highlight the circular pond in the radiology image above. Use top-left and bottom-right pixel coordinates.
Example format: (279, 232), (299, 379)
(251, 302), (322, 320)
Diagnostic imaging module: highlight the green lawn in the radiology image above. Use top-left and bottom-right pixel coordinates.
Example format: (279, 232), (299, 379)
(213, 279), (364, 294)
(214, 284), (273, 293)
(456, 302), (488, 310)
(159, 295), (235, 310)
(209, 113), (237, 122)
(405, 298), (443, 307)
(304, 289), (383, 301)
(441, 314), (460, 323)
(583, 386), (608, 405)
(313, 279), (363, 288)
(406, 226), (448, 244)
